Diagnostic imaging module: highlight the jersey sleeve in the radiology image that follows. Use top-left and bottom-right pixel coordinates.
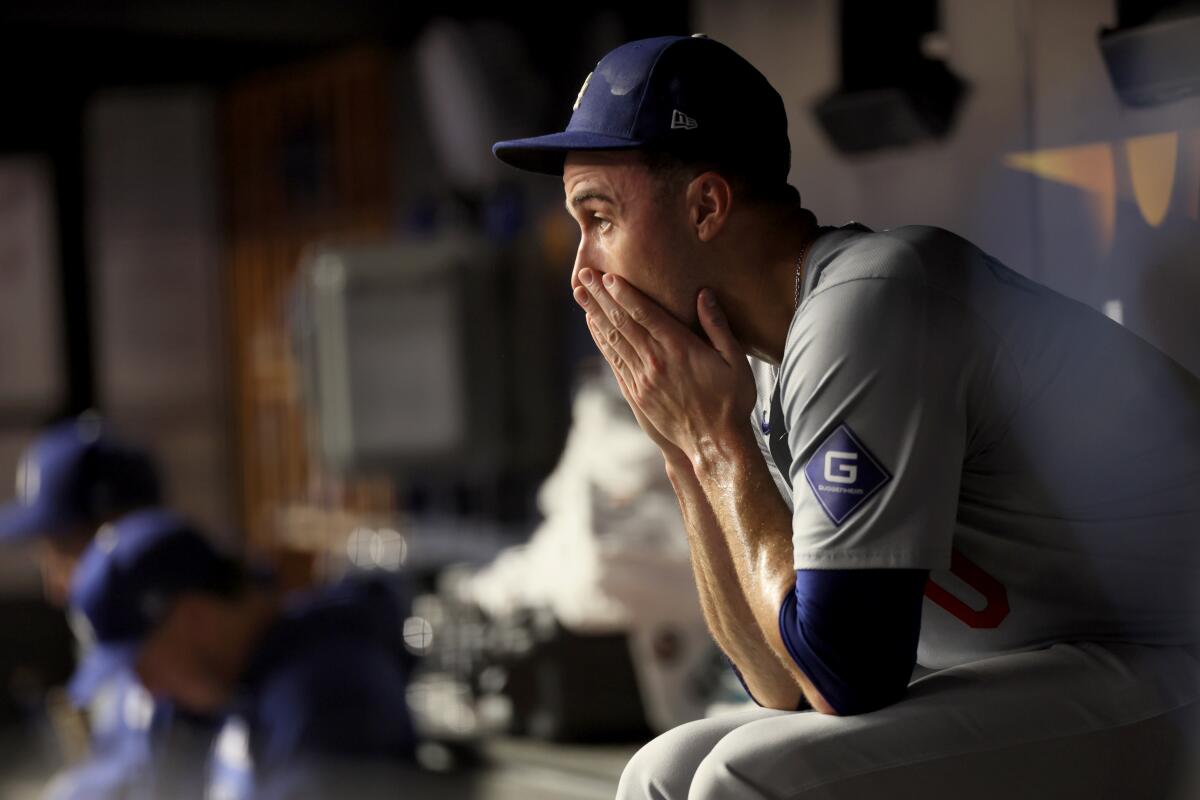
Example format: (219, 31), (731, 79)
(779, 568), (926, 715)
(780, 246), (966, 569)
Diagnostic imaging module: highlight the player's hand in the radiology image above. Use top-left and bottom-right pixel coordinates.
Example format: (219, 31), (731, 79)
(578, 294), (689, 469)
(574, 269), (758, 468)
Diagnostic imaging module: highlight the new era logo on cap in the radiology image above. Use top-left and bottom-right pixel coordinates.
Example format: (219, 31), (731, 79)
(492, 35), (790, 177)
(803, 424), (891, 526)
(671, 109), (698, 130)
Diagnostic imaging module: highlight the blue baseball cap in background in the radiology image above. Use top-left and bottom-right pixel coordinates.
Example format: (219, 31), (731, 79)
(68, 509), (236, 703)
(492, 34), (791, 178)
(0, 416), (162, 542)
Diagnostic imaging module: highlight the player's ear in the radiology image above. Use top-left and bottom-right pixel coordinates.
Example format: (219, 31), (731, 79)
(687, 171), (733, 243)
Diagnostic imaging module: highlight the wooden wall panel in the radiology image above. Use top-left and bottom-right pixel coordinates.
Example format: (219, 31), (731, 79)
(223, 48), (397, 571)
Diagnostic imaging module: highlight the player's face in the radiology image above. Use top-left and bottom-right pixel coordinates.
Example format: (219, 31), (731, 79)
(564, 151), (699, 327)
(37, 528), (94, 607)
(135, 597), (233, 713)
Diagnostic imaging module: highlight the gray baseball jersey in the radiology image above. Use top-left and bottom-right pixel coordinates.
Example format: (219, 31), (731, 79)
(752, 223), (1200, 669)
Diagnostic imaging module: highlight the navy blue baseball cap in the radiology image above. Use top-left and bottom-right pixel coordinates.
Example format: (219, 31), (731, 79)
(68, 509), (237, 703)
(0, 416), (162, 542)
(492, 35), (791, 178)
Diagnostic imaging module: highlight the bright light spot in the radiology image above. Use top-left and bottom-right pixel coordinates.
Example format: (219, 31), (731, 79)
(406, 675), (478, 737)
(1126, 132), (1178, 228)
(346, 527), (374, 568)
(1005, 142), (1116, 253)
(347, 527), (408, 571)
(123, 685), (155, 731)
(1103, 299), (1124, 325)
(214, 718), (252, 770)
(371, 528), (407, 571)
(449, 704), (477, 734)
(403, 616), (434, 654)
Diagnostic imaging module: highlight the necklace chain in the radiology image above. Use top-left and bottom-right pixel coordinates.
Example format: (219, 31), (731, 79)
(793, 235), (814, 310)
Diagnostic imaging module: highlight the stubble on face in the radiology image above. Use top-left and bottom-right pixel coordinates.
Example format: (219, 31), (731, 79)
(564, 151), (699, 328)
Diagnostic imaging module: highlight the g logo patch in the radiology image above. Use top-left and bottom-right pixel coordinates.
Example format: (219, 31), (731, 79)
(823, 451), (858, 484)
(804, 424), (890, 526)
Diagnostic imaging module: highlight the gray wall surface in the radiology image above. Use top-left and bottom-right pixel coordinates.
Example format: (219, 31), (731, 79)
(696, 0), (1200, 375)
(87, 89), (234, 538)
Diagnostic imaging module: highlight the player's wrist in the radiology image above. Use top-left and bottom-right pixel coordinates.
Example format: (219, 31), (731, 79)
(690, 426), (759, 478)
(663, 451), (697, 485)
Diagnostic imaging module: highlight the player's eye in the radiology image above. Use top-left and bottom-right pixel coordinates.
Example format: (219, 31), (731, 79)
(593, 215), (612, 234)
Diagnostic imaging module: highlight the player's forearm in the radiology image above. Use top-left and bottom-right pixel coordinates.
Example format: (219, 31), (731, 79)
(668, 475), (739, 644)
(690, 433), (795, 623)
(668, 461), (770, 647)
(682, 431), (837, 713)
(666, 456), (812, 710)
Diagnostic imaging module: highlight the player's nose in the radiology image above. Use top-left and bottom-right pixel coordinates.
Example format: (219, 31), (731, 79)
(570, 239), (588, 292)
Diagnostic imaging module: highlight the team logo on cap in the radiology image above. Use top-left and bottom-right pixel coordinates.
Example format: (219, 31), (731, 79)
(16, 455), (39, 505)
(803, 423), (890, 526)
(573, 72), (593, 111)
(95, 524), (119, 553)
(671, 109), (698, 130)
(68, 608), (97, 649)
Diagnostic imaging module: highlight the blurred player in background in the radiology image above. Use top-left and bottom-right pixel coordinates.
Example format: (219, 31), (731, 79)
(0, 415), (213, 799)
(68, 508), (421, 799)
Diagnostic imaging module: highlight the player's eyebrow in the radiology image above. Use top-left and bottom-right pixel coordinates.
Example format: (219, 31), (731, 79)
(567, 190), (615, 213)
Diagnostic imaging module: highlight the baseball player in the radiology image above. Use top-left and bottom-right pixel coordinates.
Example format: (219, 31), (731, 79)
(492, 35), (1200, 798)
(1, 415), (161, 606)
(0, 415), (213, 800)
(68, 508), (420, 800)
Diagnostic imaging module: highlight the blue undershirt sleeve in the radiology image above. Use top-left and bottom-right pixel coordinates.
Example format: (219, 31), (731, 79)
(778, 568), (927, 715)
